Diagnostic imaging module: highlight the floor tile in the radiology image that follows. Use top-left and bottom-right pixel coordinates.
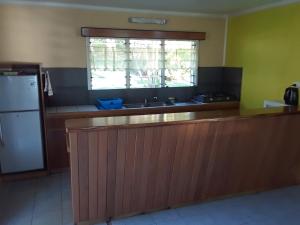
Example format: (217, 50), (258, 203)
(62, 188), (71, 202)
(8, 179), (37, 194)
(32, 210), (62, 225)
(156, 218), (187, 225)
(149, 209), (180, 223)
(34, 194), (62, 214)
(0, 214), (32, 225)
(62, 200), (73, 225)
(183, 215), (214, 225)
(112, 214), (155, 225)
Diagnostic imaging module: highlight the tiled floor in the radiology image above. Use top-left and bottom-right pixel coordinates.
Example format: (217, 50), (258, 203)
(113, 185), (300, 225)
(0, 172), (75, 225)
(0, 173), (300, 225)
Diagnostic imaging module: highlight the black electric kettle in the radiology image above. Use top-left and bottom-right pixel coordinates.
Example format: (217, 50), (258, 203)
(284, 84), (299, 106)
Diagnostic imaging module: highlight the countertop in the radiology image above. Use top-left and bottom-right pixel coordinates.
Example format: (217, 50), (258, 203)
(65, 106), (300, 131)
(46, 103), (210, 114)
(46, 105), (98, 113)
(46, 101), (240, 119)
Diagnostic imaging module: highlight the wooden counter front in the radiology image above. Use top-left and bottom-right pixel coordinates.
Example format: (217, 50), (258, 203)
(66, 106), (300, 224)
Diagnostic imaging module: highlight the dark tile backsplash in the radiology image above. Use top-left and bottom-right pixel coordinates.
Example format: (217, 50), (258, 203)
(197, 67), (223, 93)
(89, 87), (196, 104)
(222, 67), (243, 99)
(46, 68), (88, 88)
(51, 87), (89, 106)
(43, 67), (243, 107)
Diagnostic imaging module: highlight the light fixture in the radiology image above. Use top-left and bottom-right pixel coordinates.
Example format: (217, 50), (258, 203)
(128, 17), (167, 25)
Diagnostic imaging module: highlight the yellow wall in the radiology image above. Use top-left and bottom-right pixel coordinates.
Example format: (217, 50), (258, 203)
(0, 4), (226, 68)
(226, 3), (300, 109)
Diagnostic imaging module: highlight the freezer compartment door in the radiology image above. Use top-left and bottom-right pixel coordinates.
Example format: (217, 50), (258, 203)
(0, 75), (40, 112)
(0, 111), (44, 173)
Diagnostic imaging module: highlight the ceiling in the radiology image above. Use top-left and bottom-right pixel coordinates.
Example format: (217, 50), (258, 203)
(1, 0), (298, 15)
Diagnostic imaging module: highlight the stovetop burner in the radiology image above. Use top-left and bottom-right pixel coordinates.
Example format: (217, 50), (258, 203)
(193, 92), (237, 103)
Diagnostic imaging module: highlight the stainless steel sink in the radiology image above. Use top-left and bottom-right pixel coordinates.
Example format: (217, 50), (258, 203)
(124, 102), (168, 109)
(145, 102), (167, 107)
(123, 101), (200, 109)
(124, 103), (145, 109)
(173, 101), (198, 106)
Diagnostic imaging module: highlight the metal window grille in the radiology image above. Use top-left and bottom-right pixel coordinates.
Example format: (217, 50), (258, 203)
(87, 37), (198, 90)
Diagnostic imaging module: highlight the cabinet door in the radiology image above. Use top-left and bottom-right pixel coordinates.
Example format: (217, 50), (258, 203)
(68, 130), (109, 223)
(196, 116), (299, 200)
(113, 126), (178, 217)
(46, 129), (69, 171)
(168, 123), (219, 205)
(45, 117), (70, 171)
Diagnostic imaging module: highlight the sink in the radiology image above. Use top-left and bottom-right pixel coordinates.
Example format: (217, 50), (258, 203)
(124, 102), (168, 109)
(124, 103), (145, 109)
(123, 101), (201, 109)
(173, 102), (199, 106)
(145, 102), (167, 107)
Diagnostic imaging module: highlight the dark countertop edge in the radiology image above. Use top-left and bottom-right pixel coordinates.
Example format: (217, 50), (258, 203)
(46, 101), (240, 119)
(65, 106), (300, 131)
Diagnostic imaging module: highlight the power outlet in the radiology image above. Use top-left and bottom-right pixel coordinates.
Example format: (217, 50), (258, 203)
(294, 81), (300, 88)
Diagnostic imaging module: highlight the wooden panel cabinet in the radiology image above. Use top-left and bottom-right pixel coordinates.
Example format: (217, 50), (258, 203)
(69, 130), (109, 223)
(113, 126), (178, 216)
(45, 118), (69, 171)
(168, 123), (215, 205)
(67, 114), (300, 224)
(46, 129), (69, 170)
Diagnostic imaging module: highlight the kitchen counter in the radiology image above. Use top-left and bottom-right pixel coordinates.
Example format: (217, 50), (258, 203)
(46, 101), (240, 118)
(65, 105), (300, 130)
(66, 105), (300, 224)
(45, 101), (239, 172)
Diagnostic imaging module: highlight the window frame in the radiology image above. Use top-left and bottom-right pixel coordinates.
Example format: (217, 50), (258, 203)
(87, 37), (199, 90)
(86, 38), (93, 90)
(81, 27), (206, 90)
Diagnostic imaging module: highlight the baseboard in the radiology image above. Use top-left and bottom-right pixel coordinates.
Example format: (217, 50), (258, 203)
(0, 170), (48, 182)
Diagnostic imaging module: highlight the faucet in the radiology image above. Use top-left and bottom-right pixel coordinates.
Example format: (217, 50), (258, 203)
(153, 96), (159, 102)
(144, 98), (148, 106)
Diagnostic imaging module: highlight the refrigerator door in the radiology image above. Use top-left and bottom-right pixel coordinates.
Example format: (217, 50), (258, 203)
(0, 75), (40, 112)
(0, 111), (44, 173)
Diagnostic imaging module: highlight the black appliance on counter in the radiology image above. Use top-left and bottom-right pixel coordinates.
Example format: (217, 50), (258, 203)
(193, 93), (237, 103)
(284, 84), (299, 106)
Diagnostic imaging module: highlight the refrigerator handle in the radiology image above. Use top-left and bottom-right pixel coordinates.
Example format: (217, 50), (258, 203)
(0, 120), (4, 146)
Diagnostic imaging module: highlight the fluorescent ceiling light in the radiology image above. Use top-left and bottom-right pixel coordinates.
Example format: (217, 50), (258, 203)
(128, 17), (167, 25)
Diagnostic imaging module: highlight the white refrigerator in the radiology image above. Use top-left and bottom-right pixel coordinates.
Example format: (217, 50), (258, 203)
(0, 75), (44, 174)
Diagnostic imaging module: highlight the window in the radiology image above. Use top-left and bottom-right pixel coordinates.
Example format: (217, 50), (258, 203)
(87, 37), (198, 90)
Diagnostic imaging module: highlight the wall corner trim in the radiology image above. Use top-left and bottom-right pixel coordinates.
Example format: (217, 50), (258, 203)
(222, 15), (229, 66)
(230, 0), (300, 17)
